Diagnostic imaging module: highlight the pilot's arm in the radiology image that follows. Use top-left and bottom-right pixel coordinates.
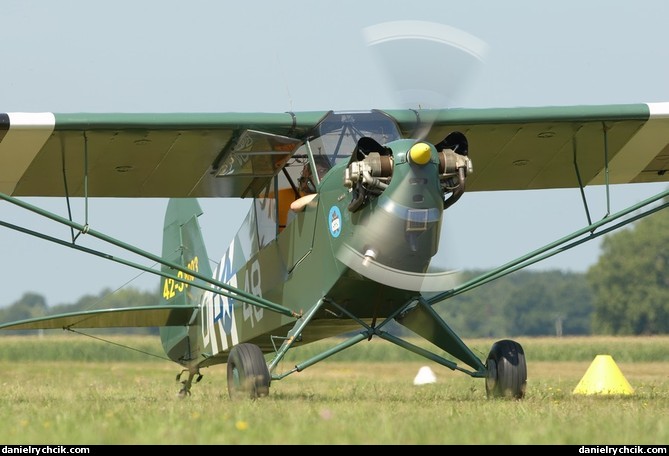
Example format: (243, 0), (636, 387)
(290, 193), (317, 212)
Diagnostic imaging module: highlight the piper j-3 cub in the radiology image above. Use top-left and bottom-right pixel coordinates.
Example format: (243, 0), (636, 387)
(2, 104), (669, 400)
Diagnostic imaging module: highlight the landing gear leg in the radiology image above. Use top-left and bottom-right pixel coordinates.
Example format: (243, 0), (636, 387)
(485, 339), (527, 399)
(176, 368), (203, 398)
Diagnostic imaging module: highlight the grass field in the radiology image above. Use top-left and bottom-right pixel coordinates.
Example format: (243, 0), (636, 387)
(1, 334), (668, 445)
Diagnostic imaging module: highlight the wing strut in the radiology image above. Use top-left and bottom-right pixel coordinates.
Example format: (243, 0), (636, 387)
(60, 329), (172, 362)
(573, 130), (593, 228)
(426, 187), (669, 307)
(573, 122), (614, 233)
(60, 131), (91, 244)
(0, 192), (301, 319)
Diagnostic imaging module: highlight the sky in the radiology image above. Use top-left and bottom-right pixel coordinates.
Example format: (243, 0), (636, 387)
(2, 0), (669, 306)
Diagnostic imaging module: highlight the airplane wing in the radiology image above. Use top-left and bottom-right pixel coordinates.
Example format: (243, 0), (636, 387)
(2, 103), (669, 198)
(0, 305), (198, 330)
(0, 111), (327, 198)
(386, 102), (669, 190)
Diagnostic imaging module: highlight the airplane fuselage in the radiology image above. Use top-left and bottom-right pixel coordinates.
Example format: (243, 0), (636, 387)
(187, 138), (450, 368)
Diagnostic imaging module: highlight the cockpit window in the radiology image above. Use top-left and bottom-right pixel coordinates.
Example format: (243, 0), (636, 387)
(274, 110), (402, 198)
(310, 110), (402, 167)
(298, 154), (332, 195)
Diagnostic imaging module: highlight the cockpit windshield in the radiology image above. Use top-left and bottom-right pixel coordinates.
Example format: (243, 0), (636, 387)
(309, 110), (402, 168)
(272, 109), (403, 197)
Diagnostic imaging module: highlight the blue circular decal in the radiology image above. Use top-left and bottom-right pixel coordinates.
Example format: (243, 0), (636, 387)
(328, 206), (342, 238)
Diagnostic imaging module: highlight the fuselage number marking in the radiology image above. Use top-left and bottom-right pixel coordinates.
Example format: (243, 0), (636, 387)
(242, 259), (263, 328)
(162, 256), (199, 300)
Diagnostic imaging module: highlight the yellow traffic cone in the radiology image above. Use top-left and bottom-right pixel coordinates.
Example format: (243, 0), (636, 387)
(572, 354), (634, 395)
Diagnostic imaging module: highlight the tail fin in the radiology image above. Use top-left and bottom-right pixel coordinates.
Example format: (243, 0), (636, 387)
(159, 198), (212, 361)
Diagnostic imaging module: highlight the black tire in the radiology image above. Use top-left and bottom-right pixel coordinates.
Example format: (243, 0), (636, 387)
(485, 339), (527, 399)
(226, 343), (271, 400)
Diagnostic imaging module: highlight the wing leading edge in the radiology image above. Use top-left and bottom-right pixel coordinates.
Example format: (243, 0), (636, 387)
(0, 305), (198, 330)
(2, 103), (669, 197)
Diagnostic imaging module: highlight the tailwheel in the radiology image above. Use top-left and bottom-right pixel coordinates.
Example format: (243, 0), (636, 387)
(485, 339), (527, 399)
(176, 368), (203, 398)
(227, 343), (271, 400)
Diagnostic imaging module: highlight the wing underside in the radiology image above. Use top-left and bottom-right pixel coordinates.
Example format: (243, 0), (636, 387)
(0, 305), (198, 330)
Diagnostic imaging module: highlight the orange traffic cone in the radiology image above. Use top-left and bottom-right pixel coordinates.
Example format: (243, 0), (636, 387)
(572, 354), (634, 395)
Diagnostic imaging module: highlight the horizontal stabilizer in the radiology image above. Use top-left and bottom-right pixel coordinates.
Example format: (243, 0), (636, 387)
(0, 305), (198, 330)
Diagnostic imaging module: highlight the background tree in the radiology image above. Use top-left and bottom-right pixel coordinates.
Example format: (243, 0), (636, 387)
(437, 270), (593, 338)
(0, 292), (48, 323)
(505, 271), (592, 336)
(587, 200), (669, 334)
(434, 270), (516, 338)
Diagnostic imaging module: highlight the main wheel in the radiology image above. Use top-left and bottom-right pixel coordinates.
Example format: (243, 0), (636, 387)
(226, 343), (271, 400)
(485, 339), (527, 399)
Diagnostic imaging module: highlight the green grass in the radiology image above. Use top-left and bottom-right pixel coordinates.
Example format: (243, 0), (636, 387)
(0, 334), (668, 444)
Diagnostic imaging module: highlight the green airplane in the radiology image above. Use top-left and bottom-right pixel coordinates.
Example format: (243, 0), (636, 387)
(1, 104), (669, 400)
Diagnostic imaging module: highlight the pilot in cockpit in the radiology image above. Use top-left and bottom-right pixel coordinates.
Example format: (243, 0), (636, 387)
(291, 155), (332, 212)
(297, 155), (332, 195)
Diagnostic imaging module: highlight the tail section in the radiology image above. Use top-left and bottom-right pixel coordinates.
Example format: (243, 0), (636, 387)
(159, 198), (213, 363)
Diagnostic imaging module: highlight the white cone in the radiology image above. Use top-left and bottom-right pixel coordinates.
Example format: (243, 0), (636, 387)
(413, 366), (437, 385)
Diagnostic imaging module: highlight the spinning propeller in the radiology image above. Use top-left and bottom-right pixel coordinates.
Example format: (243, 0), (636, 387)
(334, 21), (488, 291)
(363, 20), (489, 138)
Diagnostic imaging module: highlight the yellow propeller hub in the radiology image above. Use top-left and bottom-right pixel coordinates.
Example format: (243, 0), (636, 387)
(409, 142), (432, 165)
